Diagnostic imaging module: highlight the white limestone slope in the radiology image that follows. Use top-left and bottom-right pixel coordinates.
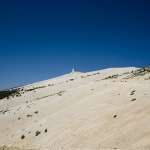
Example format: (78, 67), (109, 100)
(0, 67), (150, 149)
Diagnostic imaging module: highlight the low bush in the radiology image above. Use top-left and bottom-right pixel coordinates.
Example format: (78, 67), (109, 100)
(131, 98), (136, 101)
(34, 111), (38, 114)
(21, 135), (25, 139)
(35, 131), (41, 136)
(130, 90), (135, 95)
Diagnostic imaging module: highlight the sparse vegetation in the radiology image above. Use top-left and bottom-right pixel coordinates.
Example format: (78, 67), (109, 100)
(27, 114), (32, 117)
(44, 129), (47, 132)
(0, 88), (21, 100)
(35, 131), (41, 136)
(48, 84), (54, 86)
(130, 90), (135, 95)
(123, 72), (130, 75)
(34, 111), (38, 114)
(125, 66), (150, 79)
(56, 91), (66, 96)
(131, 98), (136, 101)
(0, 109), (10, 114)
(103, 74), (119, 80)
(21, 135), (25, 139)
(70, 79), (74, 81)
(86, 75), (91, 77)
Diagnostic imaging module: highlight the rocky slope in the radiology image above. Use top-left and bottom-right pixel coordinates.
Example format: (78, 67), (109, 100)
(0, 67), (150, 149)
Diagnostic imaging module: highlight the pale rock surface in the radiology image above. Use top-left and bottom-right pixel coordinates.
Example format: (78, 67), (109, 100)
(0, 67), (150, 149)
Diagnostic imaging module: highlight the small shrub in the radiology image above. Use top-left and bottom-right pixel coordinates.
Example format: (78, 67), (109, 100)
(21, 135), (25, 139)
(34, 111), (38, 114)
(18, 117), (21, 120)
(131, 98), (136, 101)
(44, 129), (47, 132)
(114, 115), (117, 118)
(35, 131), (41, 136)
(27, 114), (32, 117)
(130, 90), (135, 95)
(86, 75), (91, 77)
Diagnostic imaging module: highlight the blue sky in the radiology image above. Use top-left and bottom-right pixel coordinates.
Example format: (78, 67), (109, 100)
(0, 0), (150, 90)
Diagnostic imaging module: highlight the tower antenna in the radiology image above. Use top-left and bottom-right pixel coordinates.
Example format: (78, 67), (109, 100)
(72, 67), (74, 73)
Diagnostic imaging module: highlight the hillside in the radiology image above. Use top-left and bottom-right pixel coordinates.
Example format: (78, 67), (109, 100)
(0, 67), (150, 149)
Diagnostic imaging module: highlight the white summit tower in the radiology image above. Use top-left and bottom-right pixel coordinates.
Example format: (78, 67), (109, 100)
(72, 67), (75, 73)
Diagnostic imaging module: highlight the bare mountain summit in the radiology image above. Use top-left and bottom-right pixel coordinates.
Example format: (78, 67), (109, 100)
(0, 67), (150, 149)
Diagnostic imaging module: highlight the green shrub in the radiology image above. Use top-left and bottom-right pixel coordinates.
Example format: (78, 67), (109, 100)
(130, 90), (135, 95)
(34, 111), (38, 114)
(21, 135), (25, 139)
(131, 98), (136, 101)
(0, 88), (20, 100)
(35, 131), (41, 136)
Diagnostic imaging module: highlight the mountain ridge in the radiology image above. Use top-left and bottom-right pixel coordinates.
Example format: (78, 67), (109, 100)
(0, 66), (150, 149)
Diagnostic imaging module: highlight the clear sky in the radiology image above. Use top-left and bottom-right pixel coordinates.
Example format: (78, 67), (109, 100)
(0, 0), (150, 90)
